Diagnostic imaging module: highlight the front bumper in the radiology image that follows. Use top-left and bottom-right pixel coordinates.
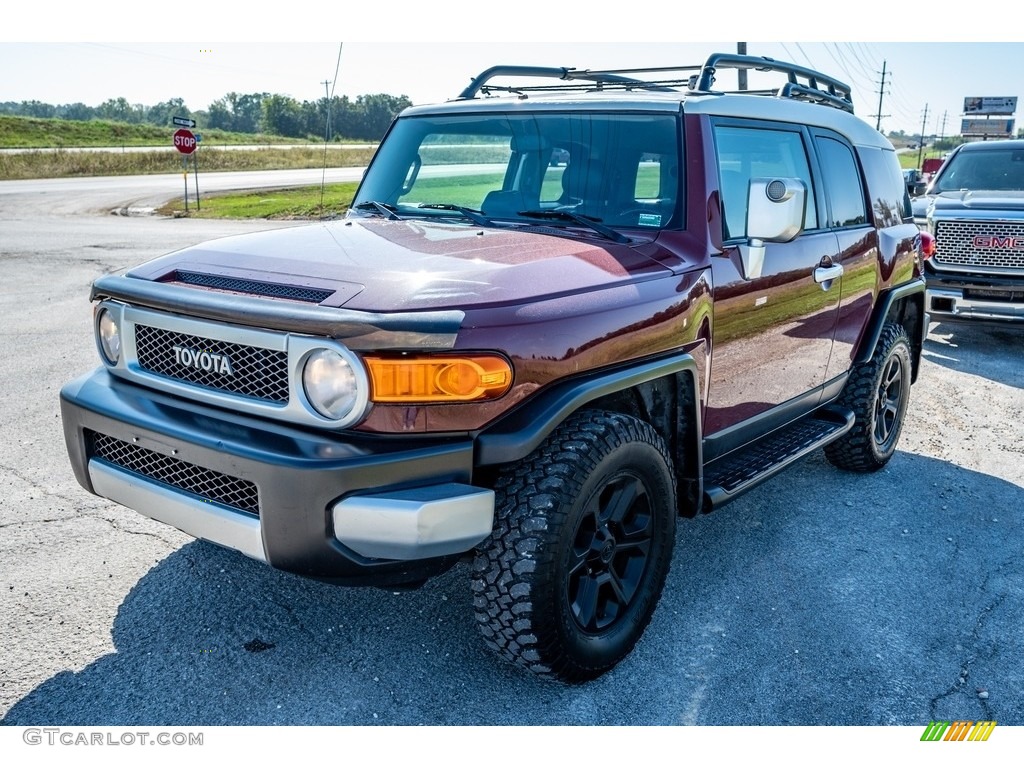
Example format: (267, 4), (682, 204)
(925, 267), (1024, 323)
(60, 369), (494, 586)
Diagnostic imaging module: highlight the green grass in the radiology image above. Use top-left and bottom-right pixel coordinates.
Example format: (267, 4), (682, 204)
(0, 146), (377, 180)
(157, 182), (360, 220)
(0, 114), (304, 149)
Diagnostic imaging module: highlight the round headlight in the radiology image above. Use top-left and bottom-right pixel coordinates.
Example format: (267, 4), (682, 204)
(97, 308), (121, 365)
(302, 349), (359, 420)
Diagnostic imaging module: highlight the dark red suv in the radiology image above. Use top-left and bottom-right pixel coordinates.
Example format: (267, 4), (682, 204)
(61, 54), (926, 681)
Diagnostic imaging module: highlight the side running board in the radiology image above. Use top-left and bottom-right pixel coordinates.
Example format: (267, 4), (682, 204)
(702, 406), (855, 511)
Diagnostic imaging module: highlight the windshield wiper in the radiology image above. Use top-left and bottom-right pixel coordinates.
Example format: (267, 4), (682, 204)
(515, 210), (629, 244)
(415, 203), (493, 226)
(353, 200), (402, 220)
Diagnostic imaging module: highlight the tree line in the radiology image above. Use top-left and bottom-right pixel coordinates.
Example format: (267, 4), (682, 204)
(0, 91), (413, 142)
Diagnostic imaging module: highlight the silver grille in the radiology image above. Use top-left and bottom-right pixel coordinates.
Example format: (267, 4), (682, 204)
(935, 220), (1024, 271)
(135, 324), (289, 403)
(88, 431), (260, 516)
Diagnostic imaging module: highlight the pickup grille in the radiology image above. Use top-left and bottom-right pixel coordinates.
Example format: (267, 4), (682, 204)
(88, 431), (260, 516)
(935, 220), (1024, 271)
(135, 324), (289, 403)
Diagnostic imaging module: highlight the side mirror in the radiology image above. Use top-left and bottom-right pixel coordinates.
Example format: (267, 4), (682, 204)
(739, 177), (807, 280)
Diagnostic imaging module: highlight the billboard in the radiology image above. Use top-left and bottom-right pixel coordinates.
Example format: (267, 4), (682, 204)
(960, 118), (1015, 138)
(963, 96), (1017, 116)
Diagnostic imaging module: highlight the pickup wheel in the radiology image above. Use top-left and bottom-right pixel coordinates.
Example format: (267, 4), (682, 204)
(825, 323), (912, 472)
(471, 410), (676, 682)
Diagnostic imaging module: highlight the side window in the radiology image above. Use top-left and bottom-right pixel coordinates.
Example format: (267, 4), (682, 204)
(635, 153), (664, 200)
(858, 146), (908, 228)
(713, 124), (817, 240)
(816, 137), (868, 227)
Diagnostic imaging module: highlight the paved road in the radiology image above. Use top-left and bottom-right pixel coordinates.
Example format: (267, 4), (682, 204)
(0, 144), (376, 155)
(0, 177), (1021, 727)
(0, 167), (367, 216)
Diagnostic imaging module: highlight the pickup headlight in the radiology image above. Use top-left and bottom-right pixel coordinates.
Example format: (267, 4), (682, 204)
(96, 307), (121, 365)
(302, 349), (360, 420)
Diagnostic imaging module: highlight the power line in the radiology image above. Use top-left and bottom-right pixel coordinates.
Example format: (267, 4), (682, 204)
(839, 43), (876, 82)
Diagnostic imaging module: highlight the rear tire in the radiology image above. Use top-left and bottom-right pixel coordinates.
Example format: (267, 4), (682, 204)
(471, 410), (676, 682)
(825, 323), (912, 472)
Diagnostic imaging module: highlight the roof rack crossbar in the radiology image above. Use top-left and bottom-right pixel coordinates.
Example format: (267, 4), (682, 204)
(458, 66), (669, 100)
(776, 82), (854, 113)
(477, 78), (694, 97)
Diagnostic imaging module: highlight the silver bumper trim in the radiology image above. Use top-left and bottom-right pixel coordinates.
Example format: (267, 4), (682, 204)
(332, 483), (495, 561)
(927, 287), (1024, 321)
(88, 460), (267, 562)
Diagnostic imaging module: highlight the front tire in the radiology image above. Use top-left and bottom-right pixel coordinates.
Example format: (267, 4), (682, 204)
(471, 410), (676, 682)
(825, 322), (912, 472)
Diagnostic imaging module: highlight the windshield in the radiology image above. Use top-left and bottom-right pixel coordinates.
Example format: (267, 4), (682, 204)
(932, 146), (1024, 193)
(353, 111), (683, 231)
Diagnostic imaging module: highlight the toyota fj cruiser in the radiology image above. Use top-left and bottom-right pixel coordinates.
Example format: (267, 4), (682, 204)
(913, 139), (1024, 323)
(61, 54), (926, 682)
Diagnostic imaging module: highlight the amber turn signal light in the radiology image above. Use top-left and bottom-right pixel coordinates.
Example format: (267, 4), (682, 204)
(364, 355), (513, 403)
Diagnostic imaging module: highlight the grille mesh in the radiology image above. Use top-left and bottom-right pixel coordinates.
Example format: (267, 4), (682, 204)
(135, 324), (289, 403)
(173, 271), (333, 303)
(89, 431), (260, 516)
(935, 220), (1024, 270)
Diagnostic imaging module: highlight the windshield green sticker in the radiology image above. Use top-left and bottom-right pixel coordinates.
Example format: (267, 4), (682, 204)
(638, 213), (662, 227)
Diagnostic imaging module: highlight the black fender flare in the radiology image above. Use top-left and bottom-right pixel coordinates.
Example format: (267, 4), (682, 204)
(475, 352), (701, 468)
(855, 278), (927, 369)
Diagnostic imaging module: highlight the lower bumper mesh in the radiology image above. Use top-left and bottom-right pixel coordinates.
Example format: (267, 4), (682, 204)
(87, 430), (260, 516)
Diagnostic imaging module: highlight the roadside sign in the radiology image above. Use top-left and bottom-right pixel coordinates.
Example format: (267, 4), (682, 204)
(173, 116), (197, 128)
(963, 97), (1017, 116)
(194, 133), (202, 143)
(960, 118), (1015, 138)
(174, 128), (197, 155)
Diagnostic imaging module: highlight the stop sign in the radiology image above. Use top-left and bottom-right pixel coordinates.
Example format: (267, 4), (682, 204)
(173, 128), (197, 155)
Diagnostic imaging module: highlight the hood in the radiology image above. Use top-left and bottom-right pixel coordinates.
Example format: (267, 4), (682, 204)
(930, 189), (1024, 214)
(128, 218), (672, 311)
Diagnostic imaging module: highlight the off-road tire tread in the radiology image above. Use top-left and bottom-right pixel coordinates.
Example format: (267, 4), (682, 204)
(471, 410), (675, 682)
(825, 323), (911, 472)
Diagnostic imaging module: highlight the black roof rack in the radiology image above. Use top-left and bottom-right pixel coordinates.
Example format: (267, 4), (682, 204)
(457, 53), (854, 114)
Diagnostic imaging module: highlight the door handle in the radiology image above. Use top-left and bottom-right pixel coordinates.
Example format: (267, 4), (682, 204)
(814, 263), (844, 285)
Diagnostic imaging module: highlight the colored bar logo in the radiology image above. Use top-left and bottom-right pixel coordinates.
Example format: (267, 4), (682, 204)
(921, 721), (997, 741)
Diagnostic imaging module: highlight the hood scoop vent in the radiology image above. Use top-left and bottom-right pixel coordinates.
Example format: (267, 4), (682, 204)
(170, 270), (335, 304)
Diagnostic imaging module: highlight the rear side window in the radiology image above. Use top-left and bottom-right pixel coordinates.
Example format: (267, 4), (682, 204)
(858, 146), (909, 227)
(713, 124), (817, 240)
(816, 137), (867, 228)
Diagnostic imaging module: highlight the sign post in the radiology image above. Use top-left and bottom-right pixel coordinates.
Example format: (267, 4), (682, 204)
(173, 128), (198, 212)
(192, 134), (201, 211)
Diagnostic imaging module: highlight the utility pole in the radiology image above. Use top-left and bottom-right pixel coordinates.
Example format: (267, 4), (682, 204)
(737, 42), (748, 91)
(917, 104), (929, 169)
(872, 60), (889, 131)
(320, 79), (332, 215)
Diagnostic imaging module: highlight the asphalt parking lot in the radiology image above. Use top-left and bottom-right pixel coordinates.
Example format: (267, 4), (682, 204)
(0, 190), (1020, 727)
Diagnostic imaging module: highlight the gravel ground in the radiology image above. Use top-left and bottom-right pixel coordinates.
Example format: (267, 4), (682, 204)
(0, 188), (1020, 729)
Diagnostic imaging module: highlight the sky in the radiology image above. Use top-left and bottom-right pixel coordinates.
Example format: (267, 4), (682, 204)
(2, 7), (1022, 137)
